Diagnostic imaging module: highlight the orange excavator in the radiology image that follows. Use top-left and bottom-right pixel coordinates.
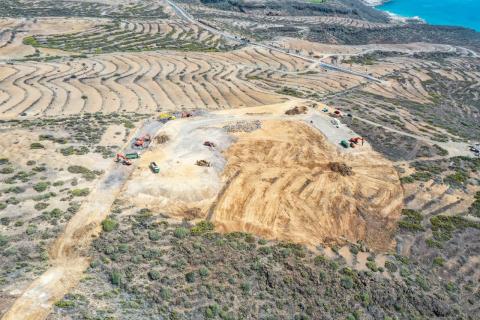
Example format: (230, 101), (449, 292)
(134, 134), (151, 148)
(349, 137), (365, 148)
(115, 153), (132, 165)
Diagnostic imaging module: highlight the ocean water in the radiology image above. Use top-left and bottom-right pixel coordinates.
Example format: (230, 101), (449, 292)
(377, 0), (480, 31)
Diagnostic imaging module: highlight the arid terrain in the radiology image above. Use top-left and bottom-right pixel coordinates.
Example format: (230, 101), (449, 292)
(0, 0), (479, 319)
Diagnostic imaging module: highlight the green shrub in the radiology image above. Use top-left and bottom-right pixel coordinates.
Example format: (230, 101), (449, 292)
(185, 271), (196, 283)
(433, 257), (445, 267)
(54, 300), (75, 309)
(240, 282), (251, 294)
(30, 142), (45, 149)
(148, 230), (161, 241)
(0, 203), (6, 210)
(33, 182), (49, 192)
(341, 276), (354, 289)
(67, 165), (96, 181)
(23, 36), (40, 46)
(366, 261), (378, 272)
(0, 167), (14, 174)
(110, 270), (122, 286)
(191, 220), (215, 235)
(5, 186), (24, 194)
(199, 267), (209, 278)
(384, 261), (398, 273)
(398, 209), (424, 232)
(0, 158), (9, 165)
(102, 218), (118, 232)
(148, 270), (161, 280)
(26, 224), (38, 235)
(70, 188), (90, 197)
(174, 227), (189, 239)
(0, 234), (8, 247)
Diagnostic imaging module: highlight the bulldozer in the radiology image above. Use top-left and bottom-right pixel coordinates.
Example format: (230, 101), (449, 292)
(115, 153), (132, 166)
(203, 141), (215, 148)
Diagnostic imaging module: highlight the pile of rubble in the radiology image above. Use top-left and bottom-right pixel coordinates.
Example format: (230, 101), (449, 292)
(223, 120), (261, 133)
(285, 106), (308, 115)
(196, 160), (211, 167)
(155, 134), (170, 144)
(328, 162), (353, 176)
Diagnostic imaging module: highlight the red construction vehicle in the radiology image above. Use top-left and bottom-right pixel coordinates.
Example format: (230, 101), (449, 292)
(115, 153), (132, 165)
(349, 137), (365, 145)
(134, 134), (151, 148)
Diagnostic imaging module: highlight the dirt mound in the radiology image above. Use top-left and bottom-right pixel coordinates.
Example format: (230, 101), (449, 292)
(210, 120), (403, 251)
(155, 134), (170, 144)
(222, 120), (261, 133)
(285, 106), (308, 115)
(329, 162), (353, 176)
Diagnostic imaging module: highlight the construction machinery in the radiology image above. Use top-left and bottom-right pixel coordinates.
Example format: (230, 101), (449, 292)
(340, 140), (349, 148)
(159, 113), (176, 123)
(150, 162), (160, 173)
(349, 137), (365, 146)
(204, 141), (215, 148)
(125, 152), (140, 159)
(115, 154), (132, 165)
(134, 134), (151, 148)
(181, 111), (192, 118)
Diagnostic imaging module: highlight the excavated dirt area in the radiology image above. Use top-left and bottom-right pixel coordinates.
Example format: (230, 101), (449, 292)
(211, 120), (404, 251)
(123, 106), (404, 251)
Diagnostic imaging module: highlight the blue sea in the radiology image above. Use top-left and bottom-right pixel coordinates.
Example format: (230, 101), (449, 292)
(376, 0), (480, 31)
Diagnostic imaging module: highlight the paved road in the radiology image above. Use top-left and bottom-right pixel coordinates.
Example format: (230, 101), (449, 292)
(166, 0), (382, 82)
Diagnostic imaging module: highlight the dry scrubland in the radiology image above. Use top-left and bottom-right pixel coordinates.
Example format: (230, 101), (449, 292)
(0, 0), (480, 319)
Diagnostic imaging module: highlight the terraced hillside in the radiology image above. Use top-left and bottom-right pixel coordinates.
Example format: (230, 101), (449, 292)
(0, 0), (169, 19)
(31, 20), (235, 53)
(1, 45), (383, 117)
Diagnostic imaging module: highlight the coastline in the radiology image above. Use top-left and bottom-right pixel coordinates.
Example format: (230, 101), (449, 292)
(363, 0), (425, 24)
(362, 0), (389, 6)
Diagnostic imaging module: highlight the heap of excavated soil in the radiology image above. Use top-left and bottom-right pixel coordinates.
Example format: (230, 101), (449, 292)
(210, 120), (404, 251)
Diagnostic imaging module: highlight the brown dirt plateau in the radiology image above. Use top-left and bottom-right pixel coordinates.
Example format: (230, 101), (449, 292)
(210, 120), (404, 251)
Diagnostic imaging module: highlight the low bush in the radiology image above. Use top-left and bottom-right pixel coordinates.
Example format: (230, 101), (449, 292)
(102, 218), (118, 232)
(30, 142), (45, 149)
(398, 209), (424, 232)
(70, 188), (90, 197)
(33, 182), (49, 192)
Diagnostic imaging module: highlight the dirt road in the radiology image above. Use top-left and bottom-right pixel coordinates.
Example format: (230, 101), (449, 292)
(1, 120), (163, 320)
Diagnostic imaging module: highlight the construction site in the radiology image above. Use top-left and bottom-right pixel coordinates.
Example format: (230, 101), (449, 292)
(0, 0), (479, 319)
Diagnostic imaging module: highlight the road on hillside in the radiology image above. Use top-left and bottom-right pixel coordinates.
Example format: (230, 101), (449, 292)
(166, 0), (382, 82)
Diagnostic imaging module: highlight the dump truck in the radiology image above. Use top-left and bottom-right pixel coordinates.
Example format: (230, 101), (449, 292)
(340, 140), (349, 148)
(125, 152), (140, 159)
(150, 162), (160, 173)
